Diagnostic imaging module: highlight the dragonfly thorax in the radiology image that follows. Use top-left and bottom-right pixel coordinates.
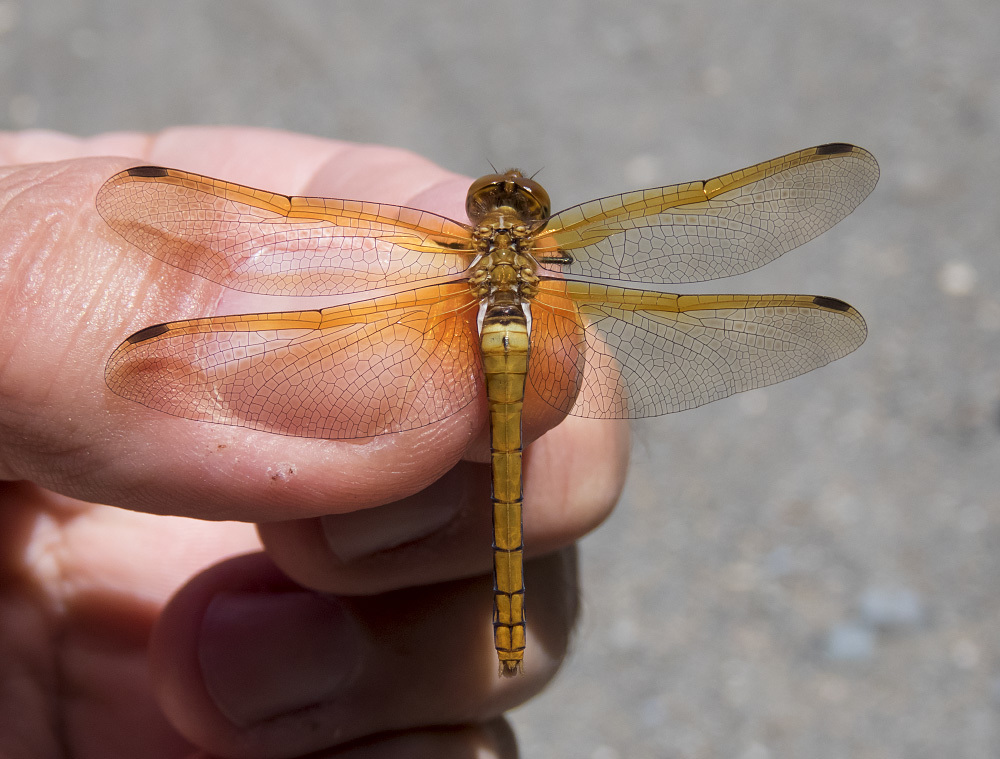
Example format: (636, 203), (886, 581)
(469, 210), (540, 301)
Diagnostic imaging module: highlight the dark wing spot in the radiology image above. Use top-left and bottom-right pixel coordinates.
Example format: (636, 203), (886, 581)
(815, 143), (854, 156)
(126, 166), (170, 178)
(812, 295), (852, 312)
(126, 323), (170, 343)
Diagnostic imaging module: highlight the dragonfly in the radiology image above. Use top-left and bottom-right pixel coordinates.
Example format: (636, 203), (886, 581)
(97, 142), (878, 676)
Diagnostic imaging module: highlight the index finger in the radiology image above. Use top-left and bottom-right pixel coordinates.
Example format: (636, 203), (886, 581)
(0, 130), (479, 519)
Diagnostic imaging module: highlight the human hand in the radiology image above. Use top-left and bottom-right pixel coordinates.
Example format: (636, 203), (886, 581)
(0, 127), (630, 758)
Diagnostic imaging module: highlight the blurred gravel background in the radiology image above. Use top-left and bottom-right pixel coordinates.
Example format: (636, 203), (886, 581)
(3, 1), (998, 757)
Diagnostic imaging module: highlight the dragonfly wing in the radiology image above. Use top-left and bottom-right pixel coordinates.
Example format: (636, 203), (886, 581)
(535, 143), (878, 285)
(97, 167), (476, 296)
(106, 284), (481, 438)
(529, 281), (866, 418)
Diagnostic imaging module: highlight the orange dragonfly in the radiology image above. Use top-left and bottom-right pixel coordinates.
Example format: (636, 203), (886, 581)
(98, 143), (878, 676)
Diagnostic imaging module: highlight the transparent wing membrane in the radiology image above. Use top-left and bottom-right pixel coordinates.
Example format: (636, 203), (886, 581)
(97, 167), (476, 296)
(529, 281), (867, 418)
(100, 144), (874, 432)
(535, 144), (878, 285)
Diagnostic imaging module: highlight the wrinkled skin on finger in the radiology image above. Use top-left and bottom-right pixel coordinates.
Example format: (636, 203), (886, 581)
(151, 551), (578, 757)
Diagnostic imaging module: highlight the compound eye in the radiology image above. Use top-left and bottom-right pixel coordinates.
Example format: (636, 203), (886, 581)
(465, 170), (552, 223)
(465, 173), (507, 224)
(515, 176), (551, 220)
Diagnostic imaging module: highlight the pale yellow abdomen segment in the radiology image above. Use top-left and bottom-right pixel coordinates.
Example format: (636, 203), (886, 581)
(480, 298), (529, 676)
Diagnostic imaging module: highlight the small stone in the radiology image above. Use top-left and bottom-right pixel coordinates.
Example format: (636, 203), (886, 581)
(950, 639), (980, 670)
(859, 586), (926, 630)
(938, 261), (976, 296)
(764, 545), (793, 578)
(825, 622), (876, 661)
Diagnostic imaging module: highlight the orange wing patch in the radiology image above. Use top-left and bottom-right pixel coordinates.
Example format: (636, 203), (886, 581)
(106, 283), (481, 438)
(97, 167), (477, 297)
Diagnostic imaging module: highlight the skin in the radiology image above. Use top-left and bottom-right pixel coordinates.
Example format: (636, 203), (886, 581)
(0, 127), (631, 759)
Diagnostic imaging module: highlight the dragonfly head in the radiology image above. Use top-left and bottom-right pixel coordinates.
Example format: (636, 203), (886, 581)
(466, 169), (551, 225)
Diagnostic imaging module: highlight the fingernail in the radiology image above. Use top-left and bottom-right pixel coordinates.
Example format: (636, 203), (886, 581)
(200, 591), (363, 727)
(323, 466), (469, 562)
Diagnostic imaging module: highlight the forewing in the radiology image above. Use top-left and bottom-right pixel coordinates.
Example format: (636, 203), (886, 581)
(97, 167), (476, 296)
(106, 284), (481, 438)
(534, 143), (878, 285)
(529, 281), (866, 418)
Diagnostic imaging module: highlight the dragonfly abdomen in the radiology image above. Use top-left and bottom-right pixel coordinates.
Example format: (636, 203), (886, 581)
(480, 293), (529, 676)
